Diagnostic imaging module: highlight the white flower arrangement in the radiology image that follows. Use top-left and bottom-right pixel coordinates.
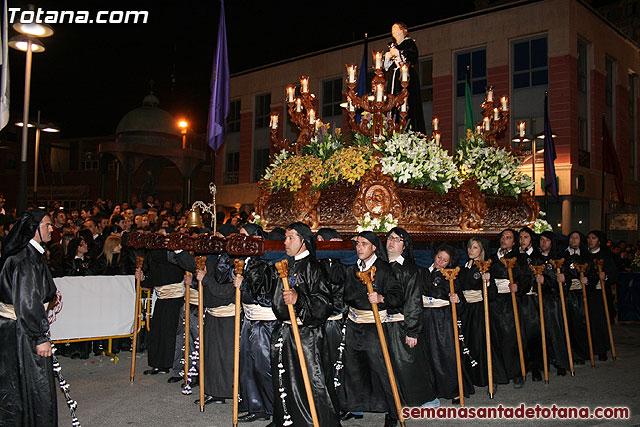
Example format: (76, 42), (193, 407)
(356, 212), (398, 233)
(250, 213), (264, 228)
(531, 211), (552, 233)
(262, 149), (291, 180)
(378, 131), (462, 195)
(456, 133), (534, 196)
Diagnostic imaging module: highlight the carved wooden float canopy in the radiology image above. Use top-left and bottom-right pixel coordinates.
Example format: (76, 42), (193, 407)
(254, 163), (539, 241)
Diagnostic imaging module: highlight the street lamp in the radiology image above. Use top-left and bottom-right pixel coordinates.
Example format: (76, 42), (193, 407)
(178, 119), (188, 149)
(16, 110), (60, 204)
(9, 19), (53, 213)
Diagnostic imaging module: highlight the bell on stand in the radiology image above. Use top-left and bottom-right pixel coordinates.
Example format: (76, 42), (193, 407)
(186, 208), (204, 229)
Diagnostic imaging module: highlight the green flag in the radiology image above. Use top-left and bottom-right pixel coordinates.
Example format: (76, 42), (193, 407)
(464, 67), (474, 131)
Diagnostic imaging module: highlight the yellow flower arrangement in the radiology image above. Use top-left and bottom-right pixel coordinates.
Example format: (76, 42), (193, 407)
(268, 155), (324, 192)
(325, 146), (377, 184)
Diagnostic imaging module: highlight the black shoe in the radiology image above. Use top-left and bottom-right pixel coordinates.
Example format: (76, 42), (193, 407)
(182, 376), (199, 387)
(195, 395), (225, 405)
(167, 376), (182, 383)
(341, 412), (364, 421)
(598, 353), (608, 361)
(238, 413), (270, 422)
(384, 414), (398, 427)
(143, 368), (170, 375)
(452, 397), (461, 405)
(557, 368), (567, 376)
(532, 370), (542, 382)
(513, 377), (525, 389)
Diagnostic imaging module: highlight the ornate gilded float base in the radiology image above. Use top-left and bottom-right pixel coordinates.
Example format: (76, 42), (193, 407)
(257, 173), (538, 240)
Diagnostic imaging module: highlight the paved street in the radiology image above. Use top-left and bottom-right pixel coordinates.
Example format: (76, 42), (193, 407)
(56, 324), (640, 426)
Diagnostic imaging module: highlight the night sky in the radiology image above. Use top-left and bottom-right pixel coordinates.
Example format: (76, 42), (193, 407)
(8, 0), (474, 138)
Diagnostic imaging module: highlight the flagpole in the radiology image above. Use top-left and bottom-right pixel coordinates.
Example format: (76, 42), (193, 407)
(601, 113), (606, 231)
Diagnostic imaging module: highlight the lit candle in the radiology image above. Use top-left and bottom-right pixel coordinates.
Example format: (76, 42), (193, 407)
(347, 97), (355, 112)
(270, 114), (278, 130)
(347, 65), (356, 83)
(295, 98), (302, 113)
(483, 116), (490, 131)
(519, 121), (526, 138)
(432, 118), (439, 131)
(476, 125), (482, 134)
(501, 97), (508, 111)
(301, 77), (309, 93)
(308, 109), (315, 124)
(286, 86), (295, 103)
(374, 52), (382, 70)
(435, 133), (441, 144)
(401, 64), (408, 82)
(400, 99), (407, 112)
(376, 84), (383, 102)
(487, 85), (494, 102)
(493, 108), (499, 121)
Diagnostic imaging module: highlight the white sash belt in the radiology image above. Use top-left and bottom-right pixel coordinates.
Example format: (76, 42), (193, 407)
(242, 303), (277, 321)
(327, 313), (343, 321)
(383, 312), (405, 322)
(283, 318), (304, 326)
(422, 296), (450, 308)
(155, 282), (185, 299)
(570, 279), (582, 291)
(463, 290), (483, 303)
(348, 306), (388, 324)
(205, 303), (236, 318)
(495, 279), (511, 294)
(0, 302), (16, 320)
(186, 289), (200, 306)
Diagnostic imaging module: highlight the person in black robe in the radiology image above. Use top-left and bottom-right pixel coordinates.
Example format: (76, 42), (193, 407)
(383, 22), (426, 134)
(315, 228), (349, 415)
(517, 227), (543, 382)
(0, 209), (58, 426)
(557, 231), (594, 364)
(488, 229), (527, 388)
(586, 230), (618, 361)
(531, 231), (570, 376)
(137, 242), (185, 375)
(420, 244), (474, 402)
(237, 224), (279, 422)
(270, 222), (340, 427)
(385, 227), (438, 407)
(459, 237), (495, 389)
(341, 231), (404, 427)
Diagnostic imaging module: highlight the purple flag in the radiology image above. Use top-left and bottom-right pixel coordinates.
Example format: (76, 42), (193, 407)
(543, 92), (558, 198)
(206, 0), (230, 151)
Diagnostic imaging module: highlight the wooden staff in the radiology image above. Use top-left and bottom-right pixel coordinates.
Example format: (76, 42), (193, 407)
(232, 259), (245, 427)
(184, 272), (191, 385)
(530, 265), (549, 384)
(130, 256), (144, 382)
(574, 263), (595, 368)
(441, 267), (465, 406)
(594, 259), (616, 360)
(195, 256), (207, 412)
(274, 260), (320, 427)
(474, 259), (494, 398)
(500, 257), (526, 378)
(356, 267), (406, 425)
(549, 259), (575, 376)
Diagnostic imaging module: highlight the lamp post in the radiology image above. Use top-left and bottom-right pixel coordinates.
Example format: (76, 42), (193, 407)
(9, 20), (53, 213)
(178, 119), (188, 149)
(16, 110), (60, 205)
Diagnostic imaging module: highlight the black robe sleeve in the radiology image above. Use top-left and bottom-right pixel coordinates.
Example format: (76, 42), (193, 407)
(272, 257), (333, 327)
(392, 262), (423, 338)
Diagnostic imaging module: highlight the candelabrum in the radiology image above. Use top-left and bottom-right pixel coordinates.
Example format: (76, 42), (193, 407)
(477, 85), (511, 147)
(269, 76), (321, 155)
(344, 51), (410, 140)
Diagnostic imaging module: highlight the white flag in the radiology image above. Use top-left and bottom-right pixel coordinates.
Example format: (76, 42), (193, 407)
(0, 0), (9, 131)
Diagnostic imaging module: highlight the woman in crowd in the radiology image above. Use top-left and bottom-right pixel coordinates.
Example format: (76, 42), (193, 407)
(91, 235), (125, 275)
